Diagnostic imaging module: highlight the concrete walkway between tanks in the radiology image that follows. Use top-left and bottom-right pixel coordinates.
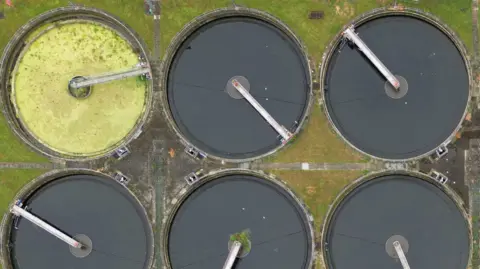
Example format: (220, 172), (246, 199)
(473, 0), (479, 62)
(466, 139), (480, 269)
(0, 162), (54, 169)
(0, 162), (65, 169)
(251, 162), (382, 171)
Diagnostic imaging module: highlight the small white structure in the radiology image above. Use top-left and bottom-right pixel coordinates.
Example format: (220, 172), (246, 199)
(430, 170), (449, 185)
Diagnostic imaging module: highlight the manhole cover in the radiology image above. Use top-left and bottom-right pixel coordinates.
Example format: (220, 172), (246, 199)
(309, 11), (324, 19)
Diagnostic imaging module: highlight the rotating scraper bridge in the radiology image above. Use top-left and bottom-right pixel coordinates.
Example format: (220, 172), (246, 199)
(69, 66), (150, 90)
(0, 6), (154, 160)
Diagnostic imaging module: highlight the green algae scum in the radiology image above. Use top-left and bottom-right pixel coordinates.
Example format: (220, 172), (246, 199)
(12, 22), (147, 155)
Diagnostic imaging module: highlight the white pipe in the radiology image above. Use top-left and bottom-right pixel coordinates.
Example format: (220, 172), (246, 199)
(232, 79), (292, 142)
(343, 26), (400, 90)
(11, 205), (82, 248)
(393, 241), (411, 269)
(222, 241), (241, 269)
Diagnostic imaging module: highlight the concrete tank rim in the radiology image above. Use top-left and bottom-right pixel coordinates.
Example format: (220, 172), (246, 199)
(0, 168), (155, 269)
(319, 169), (472, 269)
(160, 7), (314, 163)
(161, 168), (315, 269)
(317, 7), (473, 162)
(0, 6), (154, 161)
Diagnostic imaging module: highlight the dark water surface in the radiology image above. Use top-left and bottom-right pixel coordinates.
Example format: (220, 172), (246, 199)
(325, 16), (469, 159)
(11, 175), (152, 269)
(326, 175), (469, 269)
(168, 175), (311, 269)
(167, 17), (309, 159)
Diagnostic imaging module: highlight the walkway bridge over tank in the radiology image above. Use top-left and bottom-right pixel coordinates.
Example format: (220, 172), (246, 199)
(69, 66), (150, 89)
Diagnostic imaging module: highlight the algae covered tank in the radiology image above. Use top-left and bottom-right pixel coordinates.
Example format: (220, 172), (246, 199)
(0, 7), (153, 159)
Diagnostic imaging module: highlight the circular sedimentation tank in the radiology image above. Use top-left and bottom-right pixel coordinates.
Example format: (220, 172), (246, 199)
(162, 8), (312, 161)
(164, 170), (314, 269)
(1, 170), (153, 269)
(323, 172), (470, 269)
(321, 9), (470, 160)
(0, 7), (152, 159)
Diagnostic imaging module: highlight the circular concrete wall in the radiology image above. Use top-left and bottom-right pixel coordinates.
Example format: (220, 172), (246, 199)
(321, 171), (471, 269)
(161, 8), (313, 163)
(0, 169), (154, 269)
(0, 7), (153, 161)
(320, 8), (471, 161)
(162, 169), (315, 269)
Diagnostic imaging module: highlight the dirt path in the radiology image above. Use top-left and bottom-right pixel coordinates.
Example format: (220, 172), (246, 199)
(473, 0), (479, 62)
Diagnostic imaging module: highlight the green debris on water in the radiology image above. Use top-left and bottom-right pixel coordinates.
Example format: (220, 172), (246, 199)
(230, 229), (252, 255)
(13, 22), (147, 155)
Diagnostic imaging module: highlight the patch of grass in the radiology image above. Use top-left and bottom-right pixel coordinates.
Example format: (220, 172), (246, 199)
(268, 104), (365, 163)
(0, 0), (154, 51)
(0, 169), (47, 216)
(160, 0), (230, 58)
(271, 170), (363, 269)
(159, 0), (392, 62)
(398, 0), (473, 52)
(471, 213), (479, 269)
(272, 170), (363, 233)
(236, 0), (393, 62)
(0, 119), (48, 162)
(1, 0), (471, 60)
